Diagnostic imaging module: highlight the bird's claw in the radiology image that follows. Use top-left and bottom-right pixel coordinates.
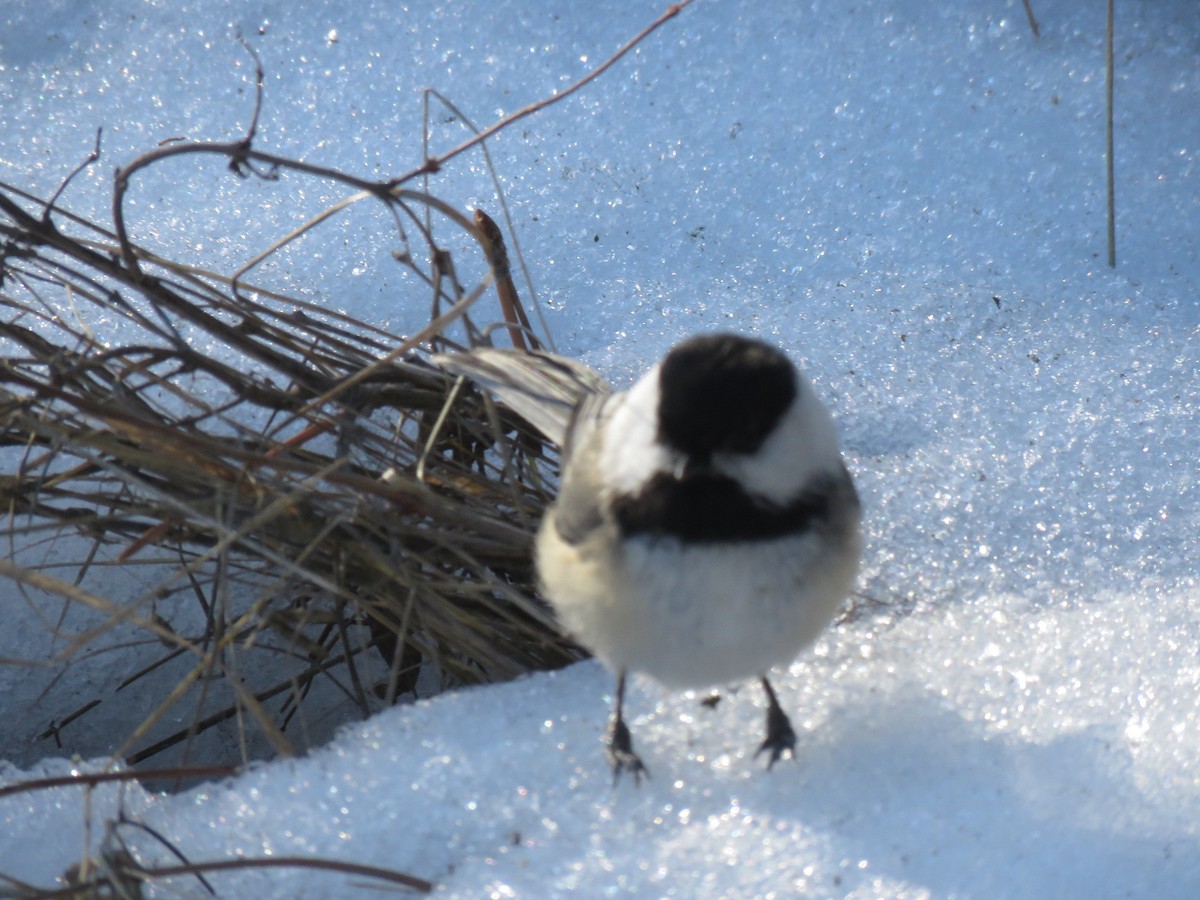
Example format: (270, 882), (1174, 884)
(607, 716), (650, 785)
(755, 698), (797, 770)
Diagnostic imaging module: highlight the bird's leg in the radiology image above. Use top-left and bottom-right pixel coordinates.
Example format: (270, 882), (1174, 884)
(606, 670), (649, 785)
(755, 675), (797, 769)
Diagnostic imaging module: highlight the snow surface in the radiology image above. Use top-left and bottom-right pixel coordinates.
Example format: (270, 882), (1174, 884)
(3, 0), (1200, 896)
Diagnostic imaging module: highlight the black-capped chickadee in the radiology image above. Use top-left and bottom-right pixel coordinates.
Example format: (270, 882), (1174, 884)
(436, 333), (861, 783)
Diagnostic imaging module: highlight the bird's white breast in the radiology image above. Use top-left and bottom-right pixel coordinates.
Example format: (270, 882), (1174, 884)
(536, 510), (860, 689)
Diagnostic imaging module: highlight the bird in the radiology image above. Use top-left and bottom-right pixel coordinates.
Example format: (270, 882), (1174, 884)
(435, 333), (861, 783)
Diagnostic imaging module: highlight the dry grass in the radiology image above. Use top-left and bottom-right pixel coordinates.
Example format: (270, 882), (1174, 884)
(0, 15), (617, 776)
(0, 150), (582, 771)
(0, 4), (699, 894)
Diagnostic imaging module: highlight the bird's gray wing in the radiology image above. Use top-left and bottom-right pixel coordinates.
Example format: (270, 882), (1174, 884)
(548, 412), (611, 545)
(431, 347), (611, 447)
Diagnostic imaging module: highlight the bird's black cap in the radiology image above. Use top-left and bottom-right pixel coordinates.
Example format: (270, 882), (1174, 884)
(656, 333), (797, 461)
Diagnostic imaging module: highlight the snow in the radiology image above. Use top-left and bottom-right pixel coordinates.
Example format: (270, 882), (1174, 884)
(2, 0), (1199, 896)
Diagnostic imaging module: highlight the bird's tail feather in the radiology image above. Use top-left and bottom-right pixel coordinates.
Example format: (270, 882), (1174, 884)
(432, 348), (610, 446)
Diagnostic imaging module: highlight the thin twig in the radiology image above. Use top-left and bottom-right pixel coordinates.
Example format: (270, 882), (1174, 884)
(1105, 0), (1116, 268)
(391, 0), (696, 184)
(1020, 0), (1040, 39)
(139, 855), (433, 894)
(474, 208), (539, 351)
(423, 88), (555, 351)
(44, 127), (102, 221)
(235, 30), (266, 146)
(0, 766), (240, 800)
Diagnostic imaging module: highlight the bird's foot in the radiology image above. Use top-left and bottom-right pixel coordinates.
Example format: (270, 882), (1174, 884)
(606, 715), (649, 786)
(755, 677), (797, 770)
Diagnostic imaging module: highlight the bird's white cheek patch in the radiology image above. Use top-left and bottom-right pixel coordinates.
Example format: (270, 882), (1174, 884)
(713, 376), (843, 504)
(596, 368), (679, 495)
